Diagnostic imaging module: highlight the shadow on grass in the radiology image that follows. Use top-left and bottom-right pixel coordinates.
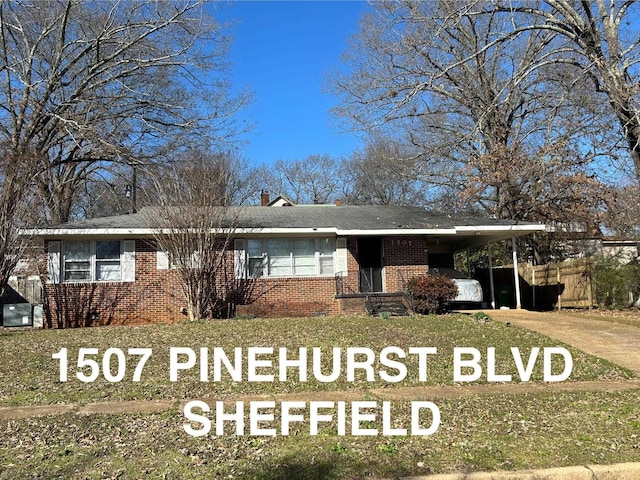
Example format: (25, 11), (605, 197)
(238, 454), (370, 480)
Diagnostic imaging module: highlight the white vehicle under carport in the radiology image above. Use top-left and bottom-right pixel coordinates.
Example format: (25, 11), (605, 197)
(432, 268), (484, 305)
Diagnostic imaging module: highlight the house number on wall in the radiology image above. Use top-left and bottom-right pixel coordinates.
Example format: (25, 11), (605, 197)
(391, 239), (412, 247)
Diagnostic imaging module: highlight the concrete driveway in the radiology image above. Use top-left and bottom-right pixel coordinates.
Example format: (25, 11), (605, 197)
(486, 309), (640, 375)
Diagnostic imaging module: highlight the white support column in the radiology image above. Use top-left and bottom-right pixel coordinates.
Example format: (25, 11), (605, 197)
(512, 236), (522, 309)
(488, 243), (496, 309)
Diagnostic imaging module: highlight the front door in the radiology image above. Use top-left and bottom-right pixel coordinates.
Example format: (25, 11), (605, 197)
(358, 237), (383, 293)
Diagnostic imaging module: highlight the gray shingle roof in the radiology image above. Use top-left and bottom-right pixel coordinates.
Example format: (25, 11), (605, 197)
(36, 205), (542, 232)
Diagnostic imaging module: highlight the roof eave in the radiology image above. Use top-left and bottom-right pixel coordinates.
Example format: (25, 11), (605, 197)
(455, 224), (546, 233)
(21, 224), (546, 238)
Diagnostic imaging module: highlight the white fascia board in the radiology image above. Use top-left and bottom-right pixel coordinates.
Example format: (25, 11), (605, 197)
(23, 225), (543, 238)
(234, 227), (338, 235)
(23, 227), (341, 237)
(454, 224), (546, 233)
(336, 228), (457, 236)
(239, 228), (459, 236)
(21, 228), (159, 237)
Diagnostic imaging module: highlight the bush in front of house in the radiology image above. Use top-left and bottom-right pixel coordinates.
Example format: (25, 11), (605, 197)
(406, 274), (459, 314)
(593, 257), (640, 309)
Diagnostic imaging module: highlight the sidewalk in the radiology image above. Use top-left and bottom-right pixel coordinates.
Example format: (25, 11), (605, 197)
(400, 462), (640, 479)
(2, 378), (639, 420)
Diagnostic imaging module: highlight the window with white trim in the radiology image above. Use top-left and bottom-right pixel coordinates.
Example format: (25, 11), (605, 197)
(244, 238), (336, 278)
(63, 241), (91, 281)
(95, 240), (121, 281)
(62, 240), (125, 282)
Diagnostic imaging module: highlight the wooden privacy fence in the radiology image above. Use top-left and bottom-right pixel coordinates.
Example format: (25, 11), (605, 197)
(480, 258), (595, 310)
(518, 258), (594, 309)
(5, 276), (43, 304)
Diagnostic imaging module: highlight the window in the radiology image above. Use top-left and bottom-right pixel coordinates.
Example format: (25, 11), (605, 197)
(96, 241), (121, 281)
(247, 241), (266, 278)
(63, 240), (123, 282)
(318, 238), (335, 275)
(245, 238), (335, 278)
(64, 241), (91, 281)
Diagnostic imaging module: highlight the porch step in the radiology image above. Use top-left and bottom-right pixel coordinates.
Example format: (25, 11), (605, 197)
(365, 294), (409, 317)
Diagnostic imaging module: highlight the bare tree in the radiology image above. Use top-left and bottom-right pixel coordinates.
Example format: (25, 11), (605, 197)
(157, 149), (260, 207)
(0, 0), (250, 224)
(74, 164), (137, 219)
(142, 150), (248, 321)
(0, 148), (40, 299)
(331, 0), (608, 228)
(343, 137), (429, 206)
(602, 184), (640, 237)
(490, 0), (640, 186)
(259, 154), (345, 204)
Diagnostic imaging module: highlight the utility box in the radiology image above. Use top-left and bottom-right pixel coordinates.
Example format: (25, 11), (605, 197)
(2, 303), (33, 327)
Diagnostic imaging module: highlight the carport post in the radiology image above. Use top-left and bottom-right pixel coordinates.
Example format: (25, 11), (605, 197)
(512, 236), (522, 309)
(487, 242), (496, 309)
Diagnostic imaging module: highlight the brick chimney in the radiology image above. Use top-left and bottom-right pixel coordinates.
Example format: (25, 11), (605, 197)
(335, 199), (343, 206)
(260, 190), (270, 206)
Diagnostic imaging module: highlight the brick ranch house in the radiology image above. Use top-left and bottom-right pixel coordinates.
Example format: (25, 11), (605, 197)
(26, 199), (545, 327)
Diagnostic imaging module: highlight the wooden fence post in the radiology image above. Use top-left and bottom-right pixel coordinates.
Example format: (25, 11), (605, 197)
(557, 264), (562, 311)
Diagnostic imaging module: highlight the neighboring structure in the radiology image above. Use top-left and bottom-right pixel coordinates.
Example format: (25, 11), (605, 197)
(595, 237), (639, 264)
(546, 221), (639, 264)
(25, 199), (545, 326)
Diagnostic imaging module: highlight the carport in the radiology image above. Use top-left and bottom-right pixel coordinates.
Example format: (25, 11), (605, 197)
(436, 224), (546, 309)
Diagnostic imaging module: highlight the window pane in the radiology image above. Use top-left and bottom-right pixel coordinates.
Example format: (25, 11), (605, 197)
(318, 238), (336, 255)
(64, 262), (91, 281)
(64, 241), (90, 261)
(266, 240), (290, 276)
(248, 257), (265, 278)
(293, 259), (315, 275)
(268, 239), (291, 256)
(247, 240), (264, 257)
(318, 238), (335, 275)
(64, 261), (91, 281)
(292, 239), (314, 255)
(65, 261), (90, 271)
(269, 255), (291, 276)
(319, 256), (334, 275)
(96, 261), (121, 281)
(291, 239), (314, 275)
(65, 270), (91, 281)
(96, 241), (120, 259)
(64, 242), (90, 281)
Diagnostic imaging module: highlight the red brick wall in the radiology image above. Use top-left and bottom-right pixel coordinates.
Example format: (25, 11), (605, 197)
(383, 235), (429, 292)
(44, 239), (184, 327)
(236, 276), (339, 317)
(43, 235), (431, 326)
(335, 237), (360, 295)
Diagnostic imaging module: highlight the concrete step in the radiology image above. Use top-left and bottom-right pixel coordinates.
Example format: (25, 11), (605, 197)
(365, 295), (409, 316)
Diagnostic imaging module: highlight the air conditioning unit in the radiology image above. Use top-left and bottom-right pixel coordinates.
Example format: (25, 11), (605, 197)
(2, 303), (33, 327)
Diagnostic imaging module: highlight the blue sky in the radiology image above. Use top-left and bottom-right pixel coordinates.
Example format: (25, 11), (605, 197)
(213, 1), (370, 166)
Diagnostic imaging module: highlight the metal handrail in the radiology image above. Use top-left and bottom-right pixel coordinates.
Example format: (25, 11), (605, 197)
(335, 271), (357, 296)
(335, 269), (385, 296)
